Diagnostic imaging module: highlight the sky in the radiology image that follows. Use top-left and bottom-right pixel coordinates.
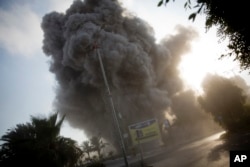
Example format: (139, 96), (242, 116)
(0, 0), (249, 145)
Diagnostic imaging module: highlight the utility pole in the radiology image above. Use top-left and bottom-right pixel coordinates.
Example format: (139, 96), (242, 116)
(95, 48), (129, 167)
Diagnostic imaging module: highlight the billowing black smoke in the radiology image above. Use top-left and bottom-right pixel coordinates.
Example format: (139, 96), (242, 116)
(41, 0), (197, 147)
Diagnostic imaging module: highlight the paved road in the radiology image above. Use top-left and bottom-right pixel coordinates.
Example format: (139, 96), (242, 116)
(105, 131), (229, 167)
(150, 131), (229, 167)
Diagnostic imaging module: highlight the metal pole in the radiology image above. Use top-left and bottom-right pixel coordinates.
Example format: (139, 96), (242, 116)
(96, 49), (129, 167)
(136, 130), (144, 167)
(137, 138), (144, 167)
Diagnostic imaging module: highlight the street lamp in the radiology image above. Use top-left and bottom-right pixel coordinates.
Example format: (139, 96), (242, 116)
(95, 48), (129, 167)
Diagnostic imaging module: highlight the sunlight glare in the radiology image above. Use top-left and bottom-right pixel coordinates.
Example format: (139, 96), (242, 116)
(179, 31), (238, 93)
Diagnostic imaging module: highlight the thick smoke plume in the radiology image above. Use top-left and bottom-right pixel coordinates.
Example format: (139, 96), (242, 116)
(41, 0), (197, 147)
(169, 90), (220, 141)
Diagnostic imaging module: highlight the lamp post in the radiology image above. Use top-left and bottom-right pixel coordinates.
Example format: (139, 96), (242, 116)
(96, 48), (129, 167)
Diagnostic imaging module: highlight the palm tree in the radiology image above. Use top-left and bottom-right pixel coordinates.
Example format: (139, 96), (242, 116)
(56, 137), (83, 167)
(0, 112), (82, 167)
(81, 141), (93, 160)
(90, 136), (108, 159)
(0, 123), (36, 167)
(30, 112), (65, 140)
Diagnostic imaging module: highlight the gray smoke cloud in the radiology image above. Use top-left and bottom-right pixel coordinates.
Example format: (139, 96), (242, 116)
(170, 90), (220, 139)
(41, 0), (197, 146)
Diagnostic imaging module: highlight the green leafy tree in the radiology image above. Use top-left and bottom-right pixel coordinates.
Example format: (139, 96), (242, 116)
(158, 0), (250, 70)
(0, 112), (82, 167)
(198, 74), (250, 133)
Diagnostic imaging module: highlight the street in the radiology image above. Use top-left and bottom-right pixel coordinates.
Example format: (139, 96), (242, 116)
(150, 131), (228, 167)
(105, 131), (229, 167)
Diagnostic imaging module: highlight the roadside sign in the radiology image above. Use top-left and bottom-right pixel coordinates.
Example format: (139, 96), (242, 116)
(128, 118), (161, 145)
